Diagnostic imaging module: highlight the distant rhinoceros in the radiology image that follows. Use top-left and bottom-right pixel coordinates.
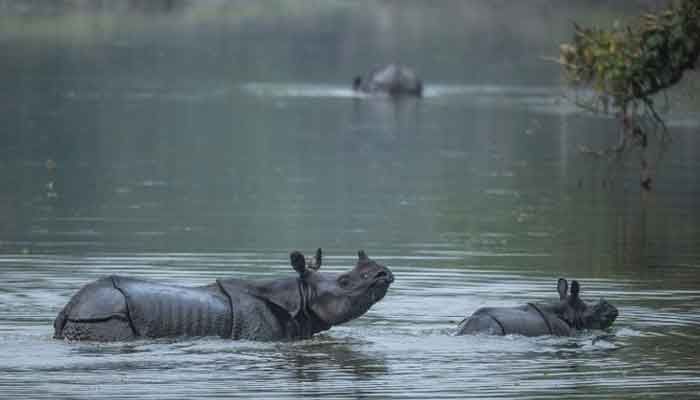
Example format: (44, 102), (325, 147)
(353, 64), (423, 97)
(457, 278), (618, 336)
(54, 249), (394, 342)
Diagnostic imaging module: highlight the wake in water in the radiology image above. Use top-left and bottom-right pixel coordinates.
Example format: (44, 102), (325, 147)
(239, 82), (700, 126)
(240, 82), (559, 99)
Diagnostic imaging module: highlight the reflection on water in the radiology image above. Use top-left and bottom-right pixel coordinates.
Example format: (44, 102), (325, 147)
(1, 1), (700, 399)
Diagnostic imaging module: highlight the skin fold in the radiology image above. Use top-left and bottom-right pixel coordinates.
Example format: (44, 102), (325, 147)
(457, 278), (618, 337)
(54, 249), (394, 342)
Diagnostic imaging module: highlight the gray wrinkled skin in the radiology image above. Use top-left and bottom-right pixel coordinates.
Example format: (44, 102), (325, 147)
(457, 278), (618, 337)
(353, 64), (423, 97)
(54, 250), (394, 342)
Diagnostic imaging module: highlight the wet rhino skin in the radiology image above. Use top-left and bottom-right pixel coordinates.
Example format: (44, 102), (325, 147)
(54, 250), (394, 342)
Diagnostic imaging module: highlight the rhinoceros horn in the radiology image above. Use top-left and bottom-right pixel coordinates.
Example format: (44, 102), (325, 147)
(358, 250), (369, 261)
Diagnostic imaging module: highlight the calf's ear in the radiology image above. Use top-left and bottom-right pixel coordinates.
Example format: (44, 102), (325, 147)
(353, 76), (362, 90)
(313, 248), (322, 269)
(570, 280), (580, 299)
(557, 278), (568, 300)
(290, 251), (307, 275)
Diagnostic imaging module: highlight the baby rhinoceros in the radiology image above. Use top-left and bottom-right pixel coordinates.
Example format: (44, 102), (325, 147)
(457, 278), (618, 337)
(54, 249), (394, 342)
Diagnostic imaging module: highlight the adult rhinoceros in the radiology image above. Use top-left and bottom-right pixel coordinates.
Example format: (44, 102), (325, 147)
(353, 64), (423, 97)
(457, 278), (618, 336)
(54, 249), (394, 342)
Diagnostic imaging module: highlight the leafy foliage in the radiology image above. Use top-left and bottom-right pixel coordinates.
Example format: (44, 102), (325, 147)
(558, 0), (700, 190)
(560, 0), (700, 113)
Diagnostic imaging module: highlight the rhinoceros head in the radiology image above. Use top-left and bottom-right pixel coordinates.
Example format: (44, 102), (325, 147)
(290, 249), (394, 327)
(580, 298), (618, 330)
(555, 278), (618, 330)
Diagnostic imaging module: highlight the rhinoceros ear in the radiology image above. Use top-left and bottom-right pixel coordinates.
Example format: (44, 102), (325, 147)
(570, 280), (580, 299)
(353, 76), (362, 90)
(557, 278), (568, 300)
(290, 251), (306, 276)
(306, 248), (322, 271)
(358, 250), (369, 261)
(313, 248), (322, 269)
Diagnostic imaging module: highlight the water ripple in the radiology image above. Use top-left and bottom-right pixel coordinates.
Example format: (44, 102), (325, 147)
(1, 253), (699, 398)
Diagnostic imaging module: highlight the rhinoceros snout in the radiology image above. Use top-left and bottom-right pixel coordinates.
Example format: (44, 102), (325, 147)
(587, 299), (618, 330)
(375, 268), (394, 284)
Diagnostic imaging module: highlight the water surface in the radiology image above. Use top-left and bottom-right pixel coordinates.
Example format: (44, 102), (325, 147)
(1, 2), (699, 399)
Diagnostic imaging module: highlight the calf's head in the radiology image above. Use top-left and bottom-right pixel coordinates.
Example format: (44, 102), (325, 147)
(555, 278), (618, 330)
(580, 298), (618, 330)
(290, 249), (394, 327)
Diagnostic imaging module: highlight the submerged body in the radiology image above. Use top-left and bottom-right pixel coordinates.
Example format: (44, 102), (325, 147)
(54, 250), (393, 342)
(460, 303), (574, 336)
(457, 279), (618, 337)
(353, 64), (423, 97)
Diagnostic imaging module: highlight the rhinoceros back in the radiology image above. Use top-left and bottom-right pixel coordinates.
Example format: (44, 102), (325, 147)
(112, 276), (232, 338)
(55, 276), (233, 340)
(458, 304), (571, 336)
(362, 64), (422, 96)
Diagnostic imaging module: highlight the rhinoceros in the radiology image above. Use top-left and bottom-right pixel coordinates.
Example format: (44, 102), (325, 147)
(352, 64), (423, 97)
(54, 249), (394, 342)
(457, 278), (618, 336)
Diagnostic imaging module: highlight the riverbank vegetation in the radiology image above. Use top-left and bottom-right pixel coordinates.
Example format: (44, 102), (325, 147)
(558, 0), (700, 190)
